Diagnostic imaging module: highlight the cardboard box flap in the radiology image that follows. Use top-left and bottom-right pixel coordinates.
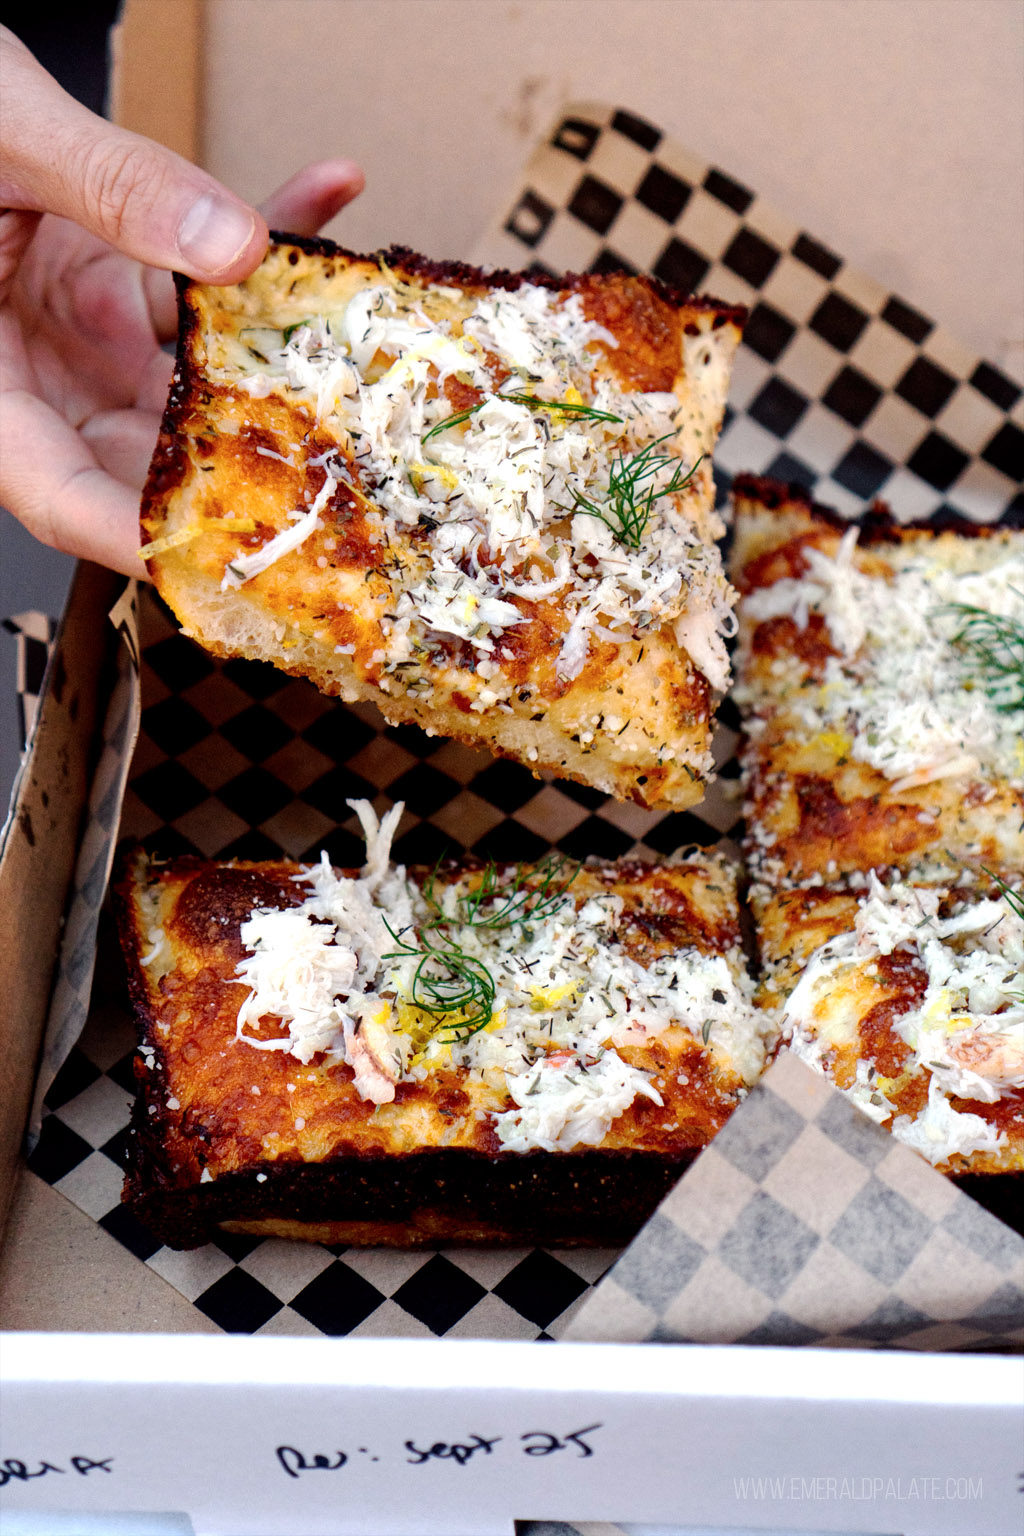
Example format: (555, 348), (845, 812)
(0, 563), (127, 1241)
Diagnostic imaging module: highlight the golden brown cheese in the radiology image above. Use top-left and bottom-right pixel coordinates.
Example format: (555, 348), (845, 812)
(730, 477), (1024, 887)
(141, 240), (745, 811)
(115, 844), (768, 1249)
(754, 880), (1024, 1177)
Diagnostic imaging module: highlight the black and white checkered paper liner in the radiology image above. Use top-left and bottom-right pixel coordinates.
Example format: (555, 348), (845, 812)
(1, 609), (58, 762)
(564, 1054), (1024, 1353)
(24, 104), (1023, 1343)
(481, 103), (1022, 525)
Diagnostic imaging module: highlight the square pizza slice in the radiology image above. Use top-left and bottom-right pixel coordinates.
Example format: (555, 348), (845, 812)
(753, 873), (1024, 1188)
(729, 476), (1024, 888)
(141, 239), (745, 812)
(113, 804), (772, 1250)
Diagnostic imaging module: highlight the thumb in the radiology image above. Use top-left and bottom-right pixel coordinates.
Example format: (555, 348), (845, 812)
(0, 27), (267, 282)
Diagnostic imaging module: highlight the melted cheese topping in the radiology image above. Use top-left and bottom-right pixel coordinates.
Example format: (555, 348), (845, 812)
(741, 529), (1024, 788)
(231, 802), (766, 1153)
(781, 874), (1024, 1164)
(218, 280), (735, 694)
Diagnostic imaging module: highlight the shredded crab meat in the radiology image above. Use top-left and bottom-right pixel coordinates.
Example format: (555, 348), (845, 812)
(781, 873), (1024, 1164)
(219, 277), (736, 690)
(741, 533), (1024, 787)
(224, 800), (767, 1150)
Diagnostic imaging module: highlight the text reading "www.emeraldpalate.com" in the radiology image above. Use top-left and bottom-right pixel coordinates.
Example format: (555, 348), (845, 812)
(734, 1474), (985, 1503)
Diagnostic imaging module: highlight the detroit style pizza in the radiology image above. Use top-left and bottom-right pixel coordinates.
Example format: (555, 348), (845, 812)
(753, 873), (1024, 1178)
(730, 477), (1024, 887)
(115, 804), (771, 1249)
(141, 240), (745, 811)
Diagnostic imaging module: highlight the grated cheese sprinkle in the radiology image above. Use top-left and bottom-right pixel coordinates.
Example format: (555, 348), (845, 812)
(230, 800), (767, 1151)
(220, 277), (735, 693)
(740, 531), (1024, 789)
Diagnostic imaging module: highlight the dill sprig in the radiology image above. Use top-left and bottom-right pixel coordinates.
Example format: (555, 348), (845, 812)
(946, 596), (1024, 714)
(383, 922), (496, 1043)
(560, 435), (704, 549)
(421, 404), (482, 441)
(504, 393), (622, 424)
(382, 857), (577, 1044)
(984, 867), (1024, 923)
(421, 393), (622, 442)
(424, 854), (578, 932)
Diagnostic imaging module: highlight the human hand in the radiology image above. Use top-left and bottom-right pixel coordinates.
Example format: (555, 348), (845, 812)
(0, 26), (364, 576)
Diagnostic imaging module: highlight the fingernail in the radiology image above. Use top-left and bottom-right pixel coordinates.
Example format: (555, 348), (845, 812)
(176, 191), (256, 276)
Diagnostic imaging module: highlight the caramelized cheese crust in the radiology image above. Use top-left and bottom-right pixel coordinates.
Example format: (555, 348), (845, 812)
(115, 847), (761, 1249)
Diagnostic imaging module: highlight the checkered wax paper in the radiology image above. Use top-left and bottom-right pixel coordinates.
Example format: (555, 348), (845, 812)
(23, 104), (1023, 1343)
(480, 104), (1022, 524)
(565, 1054), (1024, 1352)
(1, 610), (58, 757)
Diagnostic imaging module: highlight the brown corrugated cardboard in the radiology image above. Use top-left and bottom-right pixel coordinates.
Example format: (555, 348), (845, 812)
(0, 562), (122, 1243)
(0, 1168), (217, 1333)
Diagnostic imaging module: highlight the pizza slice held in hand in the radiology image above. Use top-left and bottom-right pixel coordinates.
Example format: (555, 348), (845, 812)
(141, 239), (744, 810)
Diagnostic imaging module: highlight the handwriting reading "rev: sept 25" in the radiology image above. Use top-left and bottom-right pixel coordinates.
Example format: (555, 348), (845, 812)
(276, 1424), (603, 1479)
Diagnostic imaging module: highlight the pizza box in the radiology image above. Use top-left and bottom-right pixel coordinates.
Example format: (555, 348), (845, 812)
(0, 562), (1021, 1536)
(3, 3), (1022, 1526)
